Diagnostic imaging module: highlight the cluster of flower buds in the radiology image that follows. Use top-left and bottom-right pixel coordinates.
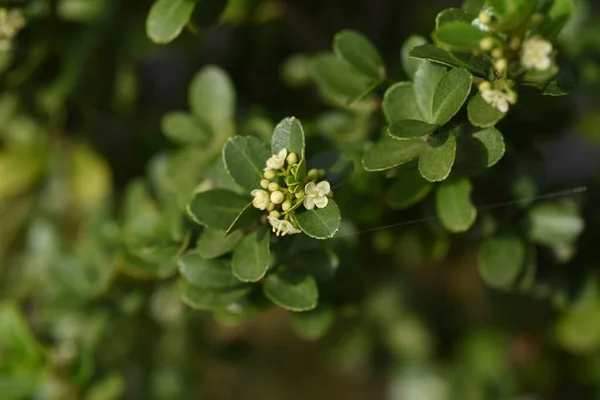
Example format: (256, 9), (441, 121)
(478, 80), (518, 113)
(0, 8), (25, 51)
(251, 148), (332, 236)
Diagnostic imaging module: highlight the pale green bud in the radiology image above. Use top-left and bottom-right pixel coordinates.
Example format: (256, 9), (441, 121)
(271, 191), (284, 204)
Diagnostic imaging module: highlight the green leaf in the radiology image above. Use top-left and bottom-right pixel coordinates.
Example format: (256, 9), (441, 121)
(434, 21), (488, 52)
(161, 111), (211, 145)
(0, 302), (44, 366)
(362, 137), (427, 171)
(386, 167), (433, 209)
(272, 117), (305, 156)
(401, 35), (428, 80)
(388, 119), (438, 140)
(556, 279), (600, 354)
(226, 201), (261, 234)
(307, 150), (354, 189)
(526, 201), (584, 246)
(486, 0), (539, 31)
(187, 189), (249, 231)
(182, 283), (251, 311)
(222, 136), (271, 191)
(436, 176), (477, 232)
(436, 8), (472, 29)
(432, 68), (473, 125)
(418, 131), (457, 182)
(463, 0), (485, 15)
(333, 29), (385, 81)
(146, 0), (196, 44)
(382, 82), (424, 124)
(310, 53), (375, 104)
(478, 235), (525, 289)
(295, 200), (341, 239)
(178, 251), (242, 289)
(409, 44), (490, 77)
(414, 62), (447, 123)
(263, 270), (318, 312)
(196, 227), (243, 259)
(85, 372), (125, 400)
(189, 66), (235, 132)
(231, 228), (270, 282)
(467, 93), (506, 128)
(539, 0), (575, 40)
(292, 305), (334, 341)
(459, 127), (506, 169)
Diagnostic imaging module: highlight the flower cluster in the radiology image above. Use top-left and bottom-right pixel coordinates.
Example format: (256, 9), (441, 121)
(521, 36), (553, 72)
(478, 81), (518, 113)
(251, 148), (332, 236)
(0, 8), (25, 51)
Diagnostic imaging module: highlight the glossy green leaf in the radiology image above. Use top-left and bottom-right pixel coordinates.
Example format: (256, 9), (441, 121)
(161, 111), (211, 145)
(222, 136), (271, 191)
(272, 117), (305, 156)
(401, 35), (428, 79)
(386, 167), (433, 209)
(189, 66), (235, 132)
(486, 0), (539, 31)
(478, 235), (525, 288)
(432, 68), (472, 125)
(436, 8), (472, 29)
(467, 93), (506, 128)
(460, 127), (506, 169)
(388, 119), (438, 140)
(310, 53), (375, 104)
(308, 150), (354, 189)
(409, 44), (490, 77)
(226, 201), (261, 234)
(146, 0), (196, 44)
(436, 176), (477, 232)
(463, 0), (485, 15)
(435, 21), (488, 52)
(414, 62), (447, 123)
(418, 131), (457, 182)
(263, 270), (318, 312)
(362, 137), (427, 171)
(382, 82), (423, 123)
(187, 189), (249, 231)
(196, 227), (243, 259)
(177, 250), (241, 289)
(182, 283), (251, 311)
(295, 200), (341, 239)
(231, 228), (270, 282)
(527, 201), (584, 246)
(333, 29), (385, 81)
(292, 305), (334, 341)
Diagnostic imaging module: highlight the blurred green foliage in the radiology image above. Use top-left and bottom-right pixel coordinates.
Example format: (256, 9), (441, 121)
(1, 0), (600, 399)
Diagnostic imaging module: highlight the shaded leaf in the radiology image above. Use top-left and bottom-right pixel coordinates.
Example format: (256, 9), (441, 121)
(272, 117), (305, 156)
(310, 53), (374, 104)
(161, 111), (211, 146)
(432, 68), (472, 125)
(187, 189), (249, 231)
(434, 21), (488, 52)
(436, 8), (473, 29)
(189, 66), (235, 132)
(308, 150), (354, 189)
(467, 93), (506, 128)
(182, 283), (251, 311)
(333, 29), (385, 80)
(409, 44), (490, 77)
(196, 227), (243, 259)
(386, 167), (433, 209)
(401, 35), (428, 79)
(527, 201), (584, 246)
(436, 176), (477, 232)
(478, 235), (526, 288)
(418, 131), (457, 182)
(382, 82), (423, 123)
(263, 270), (318, 312)
(388, 119), (438, 140)
(414, 62), (447, 123)
(231, 227), (270, 282)
(292, 305), (334, 341)
(146, 0), (195, 44)
(362, 137), (427, 171)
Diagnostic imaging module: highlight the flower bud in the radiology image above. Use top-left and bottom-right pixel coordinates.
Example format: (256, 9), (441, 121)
(282, 200), (292, 211)
(491, 48), (503, 59)
(271, 191), (284, 204)
(509, 37), (521, 51)
(479, 37), (494, 51)
(264, 170), (276, 180)
(260, 179), (270, 189)
(295, 191), (305, 199)
(269, 210), (280, 218)
(478, 11), (491, 25)
(478, 81), (492, 92)
(268, 182), (279, 192)
(531, 13), (544, 25)
(318, 169), (326, 177)
(286, 152), (298, 165)
(267, 202), (275, 211)
(494, 58), (507, 72)
(307, 168), (319, 180)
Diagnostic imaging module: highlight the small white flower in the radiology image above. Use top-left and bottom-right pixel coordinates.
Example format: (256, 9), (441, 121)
(267, 216), (301, 236)
(251, 189), (270, 210)
(303, 181), (331, 210)
(521, 37), (553, 71)
(480, 89), (516, 113)
(264, 148), (287, 171)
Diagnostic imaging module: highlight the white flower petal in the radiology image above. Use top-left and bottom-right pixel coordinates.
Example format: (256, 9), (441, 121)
(316, 181), (331, 195)
(314, 196), (329, 209)
(303, 196), (315, 210)
(304, 181), (317, 195)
